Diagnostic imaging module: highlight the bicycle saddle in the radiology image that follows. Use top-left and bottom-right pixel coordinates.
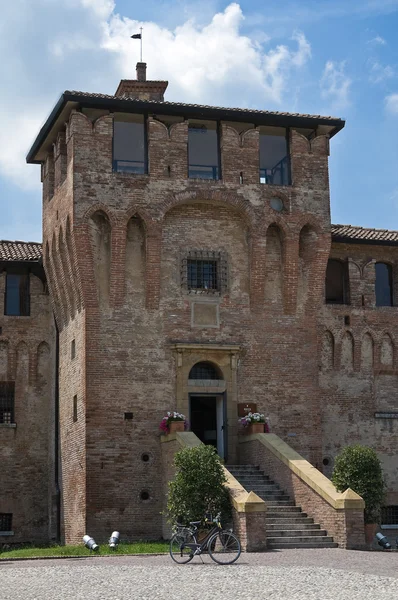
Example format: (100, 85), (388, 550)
(189, 520), (201, 526)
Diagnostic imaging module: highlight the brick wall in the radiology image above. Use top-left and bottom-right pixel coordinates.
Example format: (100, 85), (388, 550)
(0, 272), (56, 544)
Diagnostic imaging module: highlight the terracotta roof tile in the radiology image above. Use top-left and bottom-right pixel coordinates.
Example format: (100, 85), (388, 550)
(65, 90), (342, 121)
(0, 240), (42, 262)
(331, 224), (398, 245)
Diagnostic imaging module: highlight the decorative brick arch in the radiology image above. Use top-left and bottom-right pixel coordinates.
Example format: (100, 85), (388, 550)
(84, 204), (117, 227)
(160, 190), (257, 230)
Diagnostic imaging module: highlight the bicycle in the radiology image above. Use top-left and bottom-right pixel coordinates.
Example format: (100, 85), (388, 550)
(169, 512), (241, 565)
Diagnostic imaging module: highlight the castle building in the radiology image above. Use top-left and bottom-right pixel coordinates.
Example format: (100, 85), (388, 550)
(1, 63), (397, 545)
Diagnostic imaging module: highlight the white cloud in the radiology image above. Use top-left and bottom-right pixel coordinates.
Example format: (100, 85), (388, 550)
(368, 35), (387, 45)
(0, 1), (312, 192)
(369, 60), (395, 83)
(320, 61), (351, 111)
(385, 93), (398, 114)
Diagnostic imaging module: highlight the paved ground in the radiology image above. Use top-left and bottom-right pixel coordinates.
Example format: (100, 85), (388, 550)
(1, 549), (398, 600)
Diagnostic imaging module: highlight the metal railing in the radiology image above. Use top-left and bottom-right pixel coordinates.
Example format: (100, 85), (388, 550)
(188, 165), (219, 180)
(113, 160), (146, 174)
(260, 156), (289, 185)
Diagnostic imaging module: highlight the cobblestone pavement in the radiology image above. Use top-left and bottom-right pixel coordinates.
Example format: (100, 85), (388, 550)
(1, 549), (398, 600)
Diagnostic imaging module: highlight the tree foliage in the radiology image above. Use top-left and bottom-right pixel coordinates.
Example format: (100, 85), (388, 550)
(331, 445), (385, 524)
(167, 445), (231, 525)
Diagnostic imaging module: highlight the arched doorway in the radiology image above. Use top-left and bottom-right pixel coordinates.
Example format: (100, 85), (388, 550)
(188, 361), (226, 459)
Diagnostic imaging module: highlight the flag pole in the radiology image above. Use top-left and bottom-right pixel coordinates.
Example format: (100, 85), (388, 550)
(140, 27), (143, 62)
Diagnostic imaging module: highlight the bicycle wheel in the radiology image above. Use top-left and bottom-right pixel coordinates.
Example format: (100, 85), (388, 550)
(207, 530), (241, 565)
(169, 530), (196, 564)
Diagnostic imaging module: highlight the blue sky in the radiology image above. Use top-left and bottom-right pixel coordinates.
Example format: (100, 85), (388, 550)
(1, 0), (398, 242)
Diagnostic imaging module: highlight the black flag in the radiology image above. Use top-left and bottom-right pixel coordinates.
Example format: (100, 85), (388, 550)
(131, 33), (141, 39)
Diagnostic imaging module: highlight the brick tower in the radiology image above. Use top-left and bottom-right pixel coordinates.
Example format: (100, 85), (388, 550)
(27, 62), (344, 543)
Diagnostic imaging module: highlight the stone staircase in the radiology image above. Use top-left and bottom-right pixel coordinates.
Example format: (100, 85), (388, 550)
(228, 465), (338, 549)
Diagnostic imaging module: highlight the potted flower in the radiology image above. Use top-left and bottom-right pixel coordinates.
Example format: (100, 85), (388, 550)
(159, 411), (187, 435)
(239, 412), (269, 435)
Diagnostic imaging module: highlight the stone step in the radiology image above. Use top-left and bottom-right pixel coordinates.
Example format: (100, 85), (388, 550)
(244, 485), (281, 492)
(265, 504), (307, 519)
(269, 529), (328, 538)
(267, 540), (339, 549)
(229, 473), (270, 481)
(267, 535), (335, 544)
(266, 521), (318, 530)
(263, 500), (296, 506)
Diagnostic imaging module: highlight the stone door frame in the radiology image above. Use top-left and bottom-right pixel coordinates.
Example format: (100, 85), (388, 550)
(171, 343), (241, 463)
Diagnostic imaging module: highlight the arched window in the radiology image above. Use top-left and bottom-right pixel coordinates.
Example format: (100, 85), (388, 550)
(375, 263), (393, 306)
(189, 362), (222, 380)
(325, 259), (349, 304)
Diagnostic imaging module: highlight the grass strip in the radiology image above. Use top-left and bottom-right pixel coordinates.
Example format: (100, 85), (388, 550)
(0, 541), (169, 559)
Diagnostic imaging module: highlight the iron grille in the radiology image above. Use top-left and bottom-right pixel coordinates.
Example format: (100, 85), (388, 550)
(0, 513), (12, 532)
(189, 362), (221, 380)
(0, 382), (15, 424)
(381, 505), (398, 525)
(187, 259), (219, 291)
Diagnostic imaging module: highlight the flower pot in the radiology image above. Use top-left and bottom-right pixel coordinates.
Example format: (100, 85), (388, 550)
(364, 523), (378, 545)
(169, 421), (184, 434)
(246, 423), (265, 435)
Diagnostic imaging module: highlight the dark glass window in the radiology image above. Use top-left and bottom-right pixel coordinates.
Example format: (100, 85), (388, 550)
(189, 362), (221, 380)
(260, 127), (290, 185)
(381, 506), (398, 525)
(188, 122), (220, 180)
(0, 513), (12, 532)
(325, 260), (350, 304)
(5, 273), (30, 316)
(113, 114), (146, 174)
(0, 382), (15, 424)
(375, 263), (393, 307)
(188, 259), (218, 291)
(73, 395), (78, 422)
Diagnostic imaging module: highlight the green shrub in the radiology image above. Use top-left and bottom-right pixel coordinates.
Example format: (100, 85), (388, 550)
(331, 445), (385, 524)
(167, 445), (231, 525)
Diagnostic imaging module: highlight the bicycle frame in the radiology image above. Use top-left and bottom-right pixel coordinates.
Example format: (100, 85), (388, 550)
(179, 523), (222, 555)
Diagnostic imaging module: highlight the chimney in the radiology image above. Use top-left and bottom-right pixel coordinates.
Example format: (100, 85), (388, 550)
(136, 62), (147, 81)
(115, 62), (168, 102)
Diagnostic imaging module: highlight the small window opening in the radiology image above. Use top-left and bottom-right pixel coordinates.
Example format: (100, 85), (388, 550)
(167, 165), (171, 177)
(322, 458), (330, 466)
(141, 453), (150, 462)
(325, 259), (350, 305)
(344, 315), (350, 326)
(73, 395), (77, 422)
(375, 263), (393, 307)
(381, 505), (398, 526)
(71, 339), (76, 359)
(188, 121), (220, 180)
(361, 295), (365, 307)
(259, 127), (290, 185)
(5, 273), (30, 316)
(0, 327), (2, 335)
(189, 361), (222, 380)
(140, 490), (150, 501)
(124, 412), (134, 420)
(0, 382), (15, 424)
(113, 113), (146, 174)
(239, 171), (243, 184)
(0, 513), (12, 532)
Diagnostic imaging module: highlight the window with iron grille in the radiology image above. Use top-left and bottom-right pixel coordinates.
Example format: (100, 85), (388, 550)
(0, 382), (15, 424)
(4, 273), (30, 316)
(0, 513), (12, 532)
(181, 250), (227, 294)
(381, 505), (398, 525)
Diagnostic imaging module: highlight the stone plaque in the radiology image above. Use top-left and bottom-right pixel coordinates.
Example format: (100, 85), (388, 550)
(191, 302), (219, 328)
(375, 412), (398, 419)
(238, 403), (257, 417)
